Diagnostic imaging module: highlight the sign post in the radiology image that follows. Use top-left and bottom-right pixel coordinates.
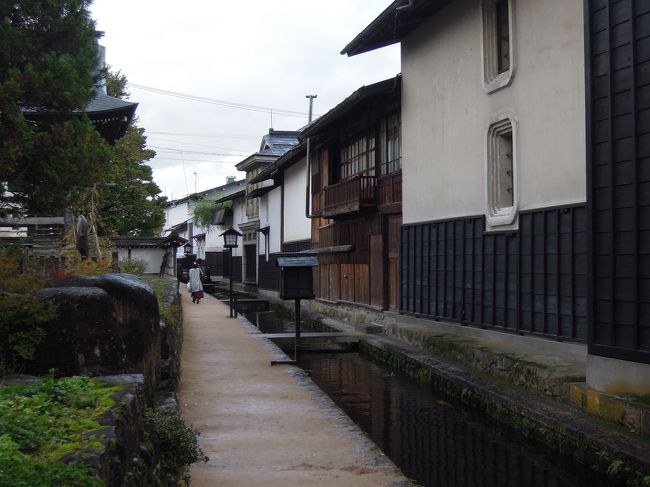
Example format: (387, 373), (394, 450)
(274, 253), (318, 364)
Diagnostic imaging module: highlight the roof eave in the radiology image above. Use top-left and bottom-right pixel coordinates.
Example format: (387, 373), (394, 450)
(340, 0), (453, 57)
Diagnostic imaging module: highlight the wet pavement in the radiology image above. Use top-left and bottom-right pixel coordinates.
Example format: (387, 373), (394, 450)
(177, 291), (409, 487)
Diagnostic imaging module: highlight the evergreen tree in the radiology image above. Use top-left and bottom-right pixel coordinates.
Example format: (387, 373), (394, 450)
(0, 0), (112, 216)
(94, 69), (166, 236)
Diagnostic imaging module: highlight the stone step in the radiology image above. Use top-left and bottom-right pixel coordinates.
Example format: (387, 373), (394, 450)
(569, 383), (650, 437)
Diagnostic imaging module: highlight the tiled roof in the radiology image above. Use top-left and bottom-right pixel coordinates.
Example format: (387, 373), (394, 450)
(84, 93), (137, 113)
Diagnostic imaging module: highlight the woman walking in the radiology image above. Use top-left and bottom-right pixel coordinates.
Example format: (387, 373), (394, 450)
(188, 261), (204, 304)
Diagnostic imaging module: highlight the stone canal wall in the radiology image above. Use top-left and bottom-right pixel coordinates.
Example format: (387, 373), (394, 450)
(24, 275), (188, 485)
(35, 274), (161, 400)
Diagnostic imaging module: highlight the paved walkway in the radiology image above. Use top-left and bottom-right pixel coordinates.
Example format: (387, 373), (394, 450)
(177, 291), (408, 487)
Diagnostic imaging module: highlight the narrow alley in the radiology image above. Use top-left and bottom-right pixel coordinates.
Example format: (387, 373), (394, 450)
(177, 292), (408, 487)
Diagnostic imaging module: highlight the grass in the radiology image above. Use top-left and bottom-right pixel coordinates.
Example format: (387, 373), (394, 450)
(140, 275), (181, 328)
(0, 372), (125, 486)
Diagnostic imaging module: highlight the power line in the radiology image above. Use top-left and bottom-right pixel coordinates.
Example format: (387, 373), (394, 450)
(130, 83), (310, 118)
(149, 145), (248, 157)
(152, 157), (241, 165)
(147, 131), (260, 139)
(147, 136), (252, 153)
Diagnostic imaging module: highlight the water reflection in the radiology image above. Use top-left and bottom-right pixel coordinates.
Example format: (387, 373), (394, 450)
(301, 353), (617, 487)
(254, 311), (294, 334)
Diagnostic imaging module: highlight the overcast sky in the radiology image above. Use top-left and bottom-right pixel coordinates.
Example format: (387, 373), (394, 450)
(90, 0), (400, 201)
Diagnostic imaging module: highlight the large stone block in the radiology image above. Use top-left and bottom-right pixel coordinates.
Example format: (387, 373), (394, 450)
(34, 274), (161, 399)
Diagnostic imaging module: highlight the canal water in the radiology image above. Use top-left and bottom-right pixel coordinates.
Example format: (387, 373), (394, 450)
(244, 308), (619, 487)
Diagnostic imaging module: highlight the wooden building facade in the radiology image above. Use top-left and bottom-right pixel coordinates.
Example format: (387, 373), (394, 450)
(305, 77), (402, 310)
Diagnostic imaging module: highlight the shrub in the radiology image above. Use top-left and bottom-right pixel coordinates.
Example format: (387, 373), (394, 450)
(0, 247), (57, 375)
(118, 257), (148, 275)
(145, 409), (205, 485)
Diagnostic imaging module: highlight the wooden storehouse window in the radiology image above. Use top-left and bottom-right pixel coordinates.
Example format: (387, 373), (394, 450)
(485, 113), (517, 228)
(482, 0), (514, 93)
(495, 0), (510, 74)
(246, 167), (261, 218)
(339, 135), (375, 181)
(380, 112), (402, 175)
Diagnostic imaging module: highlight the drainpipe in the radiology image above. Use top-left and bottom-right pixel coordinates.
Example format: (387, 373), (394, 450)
(396, 0), (413, 12)
(305, 95), (317, 219)
(305, 137), (312, 219)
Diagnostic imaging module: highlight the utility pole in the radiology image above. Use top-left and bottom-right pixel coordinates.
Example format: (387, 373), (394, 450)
(193, 172), (198, 195)
(306, 95), (317, 123)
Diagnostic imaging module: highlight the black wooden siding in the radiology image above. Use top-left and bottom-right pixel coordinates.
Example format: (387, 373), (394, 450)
(258, 254), (281, 291)
(282, 239), (312, 253)
(205, 251), (227, 277)
(400, 205), (587, 341)
(231, 256), (242, 283)
(587, 0), (650, 362)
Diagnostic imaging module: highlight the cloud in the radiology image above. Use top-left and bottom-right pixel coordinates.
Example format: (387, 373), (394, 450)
(92, 0), (399, 200)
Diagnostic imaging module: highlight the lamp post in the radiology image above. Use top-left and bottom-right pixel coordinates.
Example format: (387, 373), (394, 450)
(182, 241), (193, 283)
(221, 227), (242, 318)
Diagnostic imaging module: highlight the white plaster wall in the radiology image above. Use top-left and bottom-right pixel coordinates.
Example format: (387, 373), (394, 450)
(401, 0), (586, 225)
(587, 355), (650, 396)
(115, 248), (165, 274)
(267, 187), (282, 254)
(283, 158), (311, 243)
(203, 226), (223, 253)
(165, 202), (191, 232)
(231, 200), (246, 258)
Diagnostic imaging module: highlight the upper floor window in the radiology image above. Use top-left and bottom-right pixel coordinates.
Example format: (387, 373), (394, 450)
(246, 167), (261, 218)
(485, 113), (517, 228)
(339, 135), (375, 181)
(482, 0), (514, 93)
(380, 112), (402, 175)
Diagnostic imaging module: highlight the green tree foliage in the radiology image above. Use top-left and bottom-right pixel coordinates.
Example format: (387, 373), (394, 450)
(93, 70), (167, 236)
(0, 0), (113, 216)
(0, 247), (57, 375)
(193, 198), (231, 229)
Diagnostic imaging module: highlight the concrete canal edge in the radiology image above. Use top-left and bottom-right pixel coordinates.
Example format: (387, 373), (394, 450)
(358, 336), (650, 487)
(225, 286), (650, 485)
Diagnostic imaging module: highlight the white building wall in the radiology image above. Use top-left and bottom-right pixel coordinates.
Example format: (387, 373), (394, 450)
(165, 202), (191, 234)
(267, 187), (282, 254)
(114, 248), (165, 274)
(204, 226), (223, 253)
(401, 0), (586, 225)
(231, 199), (246, 258)
(283, 158), (311, 243)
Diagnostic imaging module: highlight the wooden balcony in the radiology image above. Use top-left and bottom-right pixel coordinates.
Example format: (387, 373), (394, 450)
(377, 171), (402, 213)
(322, 175), (377, 217)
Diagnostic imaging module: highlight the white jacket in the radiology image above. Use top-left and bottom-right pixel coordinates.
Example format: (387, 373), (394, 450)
(188, 267), (204, 293)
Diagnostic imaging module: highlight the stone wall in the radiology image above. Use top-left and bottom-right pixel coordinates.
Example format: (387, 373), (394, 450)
(59, 374), (162, 487)
(35, 274), (161, 400)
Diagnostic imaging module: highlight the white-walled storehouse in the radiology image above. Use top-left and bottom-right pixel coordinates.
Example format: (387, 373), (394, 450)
(163, 177), (245, 259)
(233, 130), (301, 289)
(247, 142), (313, 293)
(343, 0), (650, 395)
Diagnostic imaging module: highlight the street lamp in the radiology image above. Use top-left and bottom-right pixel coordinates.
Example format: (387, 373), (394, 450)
(221, 227), (242, 318)
(183, 242), (193, 255)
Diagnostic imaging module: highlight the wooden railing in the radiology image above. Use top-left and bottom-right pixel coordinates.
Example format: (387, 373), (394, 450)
(378, 171), (402, 207)
(322, 175), (377, 217)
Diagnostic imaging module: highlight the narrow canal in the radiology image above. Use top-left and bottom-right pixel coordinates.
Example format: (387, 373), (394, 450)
(241, 306), (618, 487)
